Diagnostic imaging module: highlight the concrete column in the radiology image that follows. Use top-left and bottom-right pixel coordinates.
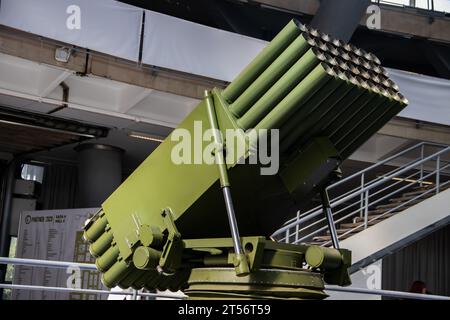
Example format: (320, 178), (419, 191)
(75, 144), (124, 208)
(310, 0), (371, 42)
(0, 160), (17, 298)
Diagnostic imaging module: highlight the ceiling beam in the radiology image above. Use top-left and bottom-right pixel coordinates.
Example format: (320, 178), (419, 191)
(37, 67), (72, 98)
(254, 0), (450, 44)
(0, 26), (225, 101)
(117, 87), (153, 113)
(379, 117), (450, 145)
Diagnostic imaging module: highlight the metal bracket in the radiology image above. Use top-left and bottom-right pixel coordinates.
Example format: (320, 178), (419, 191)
(204, 90), (250, 276)
(157, 208), (183, 275)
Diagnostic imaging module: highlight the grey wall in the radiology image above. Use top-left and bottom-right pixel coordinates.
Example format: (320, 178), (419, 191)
(382, 224), (450, 296)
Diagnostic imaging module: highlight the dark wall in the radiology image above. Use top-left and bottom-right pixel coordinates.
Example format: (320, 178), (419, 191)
(382, 224), (450, 296)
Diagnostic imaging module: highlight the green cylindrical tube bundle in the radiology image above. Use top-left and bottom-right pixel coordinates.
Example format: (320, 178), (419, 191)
(168, 269), (191, 292)
(322, 88), (375, 137)
(302, 33), (318, 47)
(285, 77), (362, 151)
(367, 72), (382, 86)
(229, 34), (311, 117)
(316, 40), (329, 52)
(319, 33), (332, 43)
(254, 63), (333, 132)
(369, 52), (381, 65)
(343, 43), (353, 52)
(279, 74), (343, 147)
(237, 49), (322, 130)
(89, 229), (113, 257)
(381, 79), (393, 90)
(363, 51), (373, 62)
(131, 272), (151, 290)
(83, 213), (107, 243)
(95, 244), (119, 272)
(379, 65), (390, 77)
(222, 20), (301, 104)
(332, 93), (389, 146)
(280, 76), (355, 153)
(305, 246), (343, 269)
(118, 267), (145, 289)
(132, 269), (159, 289)
(362, 59), (373, 71)
(144, 270), (162, 290)
(359, 69), (372, 81)
(369, 62), (383, 75)
(102, 259), (131, 288)
(307, 27), (320, 37)
(336, 98), (394, 151)
(133, 246), (161, 270)
(327, 44), (340, 57)
(352, 47), (364, 58)
(333, 38), (345, 47)
(157, 274), (175, 291)
(386, 78), (400, 91)
(339, 51), (353, 63)
(341, 101), (406, 157)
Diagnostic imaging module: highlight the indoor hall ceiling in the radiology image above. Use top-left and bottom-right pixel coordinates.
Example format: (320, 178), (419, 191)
(0, 106), (108, 156)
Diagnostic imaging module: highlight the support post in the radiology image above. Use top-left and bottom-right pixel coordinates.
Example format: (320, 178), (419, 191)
(420, 144), (424, 187)
(436, 156), (440, 194)
(295, 211), (300, 244)
(204, 91), (249, 276)
(364, 190), (369, 229)
(0, 160), (17, 300)
(320, 188), (340, 249)
(360, 173), (365, 218)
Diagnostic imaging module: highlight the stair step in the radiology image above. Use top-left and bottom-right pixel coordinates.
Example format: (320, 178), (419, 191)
(312, 232), (353, 242)
(389, 193), (431, 203)
(376, 200), (421, 210)
(340, 220), (380, 229)
(326, 228), (360, 235)
(353, 213), (394, 223)
(403, 189), (433, 197)
(412, 184), (433, 190)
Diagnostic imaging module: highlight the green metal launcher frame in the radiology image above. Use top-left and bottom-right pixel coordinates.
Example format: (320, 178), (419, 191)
(83, 20), (407, 299)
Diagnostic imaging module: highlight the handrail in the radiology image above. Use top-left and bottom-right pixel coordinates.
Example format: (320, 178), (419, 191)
(0, 257), (97, 270)
(1, 257), (449, 300)
(0, 283), (185, 299)
(272, 142), (450, 243)
(278, 142), (447, 228)
(0, 257), (185, 300)
(372, 0), (447, 14)
(328, 142), (434, 189)
(325, 285), (450, 300)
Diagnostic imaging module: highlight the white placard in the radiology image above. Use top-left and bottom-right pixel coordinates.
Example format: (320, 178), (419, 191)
(12, 208), (107, 300)
(389, 68), (450, 126)
(0, 0), (143, 61)
(142, 10), (267, 82)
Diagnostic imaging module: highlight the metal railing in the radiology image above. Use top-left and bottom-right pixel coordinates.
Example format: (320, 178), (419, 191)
(372, 0), (450, 14)
(1, 257), (449, 300)
(0, 257), (186, 300)
(272, 142), (450, 246)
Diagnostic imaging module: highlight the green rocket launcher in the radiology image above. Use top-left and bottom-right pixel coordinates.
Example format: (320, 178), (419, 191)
(84, 20), (407, 299)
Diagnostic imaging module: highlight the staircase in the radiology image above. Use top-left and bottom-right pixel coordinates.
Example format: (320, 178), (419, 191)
(311, 184), (450, 245)
(272, 142), (450, 269)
